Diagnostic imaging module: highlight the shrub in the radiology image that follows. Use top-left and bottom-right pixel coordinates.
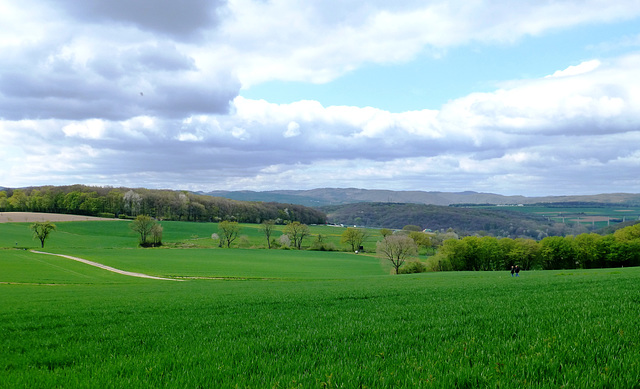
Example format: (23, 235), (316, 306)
(399, 260), (426, 274)
(278, 234), (291, 248)
(425, 254), (453, 272)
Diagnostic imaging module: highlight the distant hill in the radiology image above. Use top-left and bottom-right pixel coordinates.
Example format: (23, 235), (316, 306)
(202, 188), (640, 207)
(319, 202), (567, 239)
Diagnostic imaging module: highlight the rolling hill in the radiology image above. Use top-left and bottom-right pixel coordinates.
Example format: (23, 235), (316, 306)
(203, 188), (640, 207)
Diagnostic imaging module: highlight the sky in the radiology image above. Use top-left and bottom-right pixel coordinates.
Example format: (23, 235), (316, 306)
(1, 0), (640, 196)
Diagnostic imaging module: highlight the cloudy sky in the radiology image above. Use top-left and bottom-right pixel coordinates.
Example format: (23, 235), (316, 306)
(2, 0), (640, 196)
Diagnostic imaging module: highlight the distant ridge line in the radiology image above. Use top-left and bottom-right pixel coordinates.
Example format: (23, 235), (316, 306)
(201, 188), (640, 207)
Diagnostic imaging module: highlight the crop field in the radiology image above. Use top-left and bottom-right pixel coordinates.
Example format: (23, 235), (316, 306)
(484, 205), (640, 228)
(1, 219), (640, 388)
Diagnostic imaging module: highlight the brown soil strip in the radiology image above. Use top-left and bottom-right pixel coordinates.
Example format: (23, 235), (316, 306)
(0, 212), (121, 223)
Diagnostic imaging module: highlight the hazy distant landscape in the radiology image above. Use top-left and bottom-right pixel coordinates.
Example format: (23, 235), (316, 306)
(204, 188), (640, 207)
(3, 185), (640, 239)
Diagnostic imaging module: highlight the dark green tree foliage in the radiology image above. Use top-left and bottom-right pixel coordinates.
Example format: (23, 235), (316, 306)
(0, 185), (326, 225)
(322, 202), (553, 239)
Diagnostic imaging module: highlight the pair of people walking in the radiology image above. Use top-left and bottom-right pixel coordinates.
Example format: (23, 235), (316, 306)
(510, 265), (520, 277)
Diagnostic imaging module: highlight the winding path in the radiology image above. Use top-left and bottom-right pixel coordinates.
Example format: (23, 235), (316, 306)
(30, 250), (181, 281)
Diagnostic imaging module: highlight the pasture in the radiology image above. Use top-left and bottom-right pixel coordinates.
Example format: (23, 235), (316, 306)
(1, 219), (639, 388)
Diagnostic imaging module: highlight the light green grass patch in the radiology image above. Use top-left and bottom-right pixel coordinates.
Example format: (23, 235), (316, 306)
(0, 249), (139, 284)
(24, 248), (385, 280)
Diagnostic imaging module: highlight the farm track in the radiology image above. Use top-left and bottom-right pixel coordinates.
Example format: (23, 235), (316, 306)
(30, 250), (182, 281)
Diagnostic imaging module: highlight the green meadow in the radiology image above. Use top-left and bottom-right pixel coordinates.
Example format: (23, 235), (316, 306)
(1, 220), (639, 388)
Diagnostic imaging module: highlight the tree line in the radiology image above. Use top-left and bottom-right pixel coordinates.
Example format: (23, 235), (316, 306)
(428, 223), (640, 271)
(0, 185), (326, 225)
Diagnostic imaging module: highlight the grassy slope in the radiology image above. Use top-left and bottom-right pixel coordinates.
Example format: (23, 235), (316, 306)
(0, 220), (377, 251)
(1, 221), (639, 387)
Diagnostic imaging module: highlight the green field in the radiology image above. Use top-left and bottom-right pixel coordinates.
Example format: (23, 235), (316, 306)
(0, 220), (376, 252)
(486, 205), (640, 229)
(1, 221), (639, 388)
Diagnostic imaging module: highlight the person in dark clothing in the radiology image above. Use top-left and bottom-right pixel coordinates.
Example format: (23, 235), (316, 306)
(515, 265), (520, 277)
(511, 266), (515, 277)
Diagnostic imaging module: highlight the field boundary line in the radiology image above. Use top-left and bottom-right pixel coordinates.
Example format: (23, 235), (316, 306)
(30, 250), (182, 281)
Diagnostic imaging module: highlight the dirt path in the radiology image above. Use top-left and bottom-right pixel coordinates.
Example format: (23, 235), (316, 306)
(30, 250), (181, 281)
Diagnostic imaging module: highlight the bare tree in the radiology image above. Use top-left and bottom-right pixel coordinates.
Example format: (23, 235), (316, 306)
(150, 223), (163, 247)
(377, 235), (418, 274)
(260, 219), (276, 249)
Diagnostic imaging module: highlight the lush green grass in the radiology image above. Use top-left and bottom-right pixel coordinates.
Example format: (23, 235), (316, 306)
(0, 249), (128, 284)
(19, 248), (385, 280)
(1, 220), (639, 387)
(0, 220), (379, 251)
(2, 267), (639, 388)
(0, 221), (135, 249)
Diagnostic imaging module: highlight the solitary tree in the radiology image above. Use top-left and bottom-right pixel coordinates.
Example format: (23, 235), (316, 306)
(260, 219), (276, 249)
(341, 227), (368, 252)
(130, 215), (158, 246)
(30, 221), (56, 248)
(218, 220), (241, 248)
(284, 221), (310, 249)
(377, 235), (418, 274)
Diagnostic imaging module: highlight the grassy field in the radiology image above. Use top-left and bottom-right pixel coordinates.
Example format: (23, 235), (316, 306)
(0, 220), (378, 252)
(1, 220), (640, 388)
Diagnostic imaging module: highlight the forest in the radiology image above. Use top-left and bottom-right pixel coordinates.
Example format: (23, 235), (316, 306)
(321, 202), (589, 239)
(0, 185), (326, 225)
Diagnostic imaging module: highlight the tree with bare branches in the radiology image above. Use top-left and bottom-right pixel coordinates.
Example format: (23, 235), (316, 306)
(377, 234), (418, 274)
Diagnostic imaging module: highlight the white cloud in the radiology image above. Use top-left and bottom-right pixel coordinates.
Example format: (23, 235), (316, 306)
(62, 119), (107, 139)
(176, 133), (202, 142)
(546, 60), (601, 78)
(220, 0), (640, 87)
(284, 121), (301, 138)
(2, 1), (640, 195)
(3, 51), (640, 194)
